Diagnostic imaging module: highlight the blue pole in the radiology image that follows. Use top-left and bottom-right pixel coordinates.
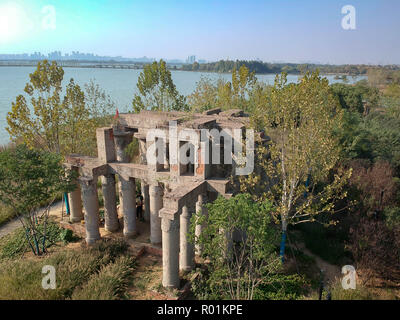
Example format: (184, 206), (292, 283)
(64, 192), (70, 216)
(279, 230), (287, 262)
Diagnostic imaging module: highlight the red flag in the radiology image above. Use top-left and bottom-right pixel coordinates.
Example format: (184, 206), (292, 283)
(114, 108), (119, 119)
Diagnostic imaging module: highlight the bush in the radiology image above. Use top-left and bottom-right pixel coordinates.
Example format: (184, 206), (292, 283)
(0, 239), (129, 299)
(327, 279), (398, 300)
(71, 256), (135, 300)
(0, 221), (76, 259)
(0, 203), (15, 226)
(349, 217), (400, 284)
(254, 274), (310, 300)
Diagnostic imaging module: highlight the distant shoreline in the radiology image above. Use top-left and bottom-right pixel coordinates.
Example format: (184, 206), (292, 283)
(0, 63), (367, 77)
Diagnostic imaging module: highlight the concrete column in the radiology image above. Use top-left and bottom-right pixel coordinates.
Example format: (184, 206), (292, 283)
(180, 205), (195, 271)
(113, 129), (133, 163)
(149, 184), (163, 244)
(101, 174), (119, 232)
(141, 182), (150, 222)
(162, 216), (180, 288)
(79, 177), (101, 245)
(119, 176), (137, 238)
(195, 194), (205, 255)
(69, 167), (83, 223)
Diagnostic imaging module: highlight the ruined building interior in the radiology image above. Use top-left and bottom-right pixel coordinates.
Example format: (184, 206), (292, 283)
(65, 108), (265, 289)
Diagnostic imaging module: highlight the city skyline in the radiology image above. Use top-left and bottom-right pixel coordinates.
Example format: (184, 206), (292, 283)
(0, 50), (210, 64)
(0, 0), (399, 65)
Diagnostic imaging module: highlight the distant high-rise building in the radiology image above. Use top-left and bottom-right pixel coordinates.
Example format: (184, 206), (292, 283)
(186, 55), (196, 64)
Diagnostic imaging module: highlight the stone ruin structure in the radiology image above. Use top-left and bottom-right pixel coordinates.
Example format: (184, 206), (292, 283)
(65, 108), (265, 289)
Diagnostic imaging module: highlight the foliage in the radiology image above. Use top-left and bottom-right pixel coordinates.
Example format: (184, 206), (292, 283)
(242, 71), (351, 231)
(349, 160), (398, 215)
(253, 274), (310, 300)
(335, 110), (373, 160)
(0, 145), (76, 255)
(132, 59), (187, 112)
(327, 279), (397, 300)
(7, 60), (64, 152)
(84, 79), (116, 124)
(6, 61), (115, 156)
(181, 59), (390, 75)
(190, 194), (281, 300)
(364, 112), (400, 174)
(0, 239), (130, 300)
(0, 221), (76, 259)
(349, 217), (400, 284)
(331, 83), (364, 113)
(296, 221), (349, 265)
(71, 256), (135, 300)
(0, 203), (15, 226)
(188, 65), (263, 113)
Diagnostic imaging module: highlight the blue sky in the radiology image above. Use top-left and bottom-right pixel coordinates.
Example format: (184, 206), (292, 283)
(0, 0), (399, 64)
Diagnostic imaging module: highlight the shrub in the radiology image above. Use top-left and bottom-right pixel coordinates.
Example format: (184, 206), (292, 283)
(0, 221), (75, 259)
(349, 217), (400, 284)
(254, 274), (310, 300)
(71, 256), (135, 300)
(0, 239), (129, 299)
(327, 278), (397, 300)
(0, 203), (16, 226)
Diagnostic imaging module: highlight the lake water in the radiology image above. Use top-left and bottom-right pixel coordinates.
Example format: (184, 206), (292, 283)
(0, 66), (366, 145)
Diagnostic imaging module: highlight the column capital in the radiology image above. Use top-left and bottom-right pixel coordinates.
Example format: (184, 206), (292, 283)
(161, 215), (179, 233)
(78, 176), (97, 189)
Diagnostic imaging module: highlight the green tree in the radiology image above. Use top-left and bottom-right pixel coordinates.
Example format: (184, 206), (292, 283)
(191, 194), (281, 300)
(61, 79), (92, 155)
(84, 79), (116, 125)
(187, 65), (259, 113)
(7, 61), (115, 156)
(243, 72), (351, 259)
(0, 145), (76, 255)
(132, 59), (187, 112)
(7, 60), (64, 152)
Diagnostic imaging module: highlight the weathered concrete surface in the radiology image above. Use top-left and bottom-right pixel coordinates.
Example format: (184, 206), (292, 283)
(119, 176), (137, 238)
(179, 205), (195, 271)
(79, 177), (101, 245)
(102, 174), (119, 232)
(149, 184), (163, 244)
(69, 167), (84, 223)
(161, 215), (180, 288)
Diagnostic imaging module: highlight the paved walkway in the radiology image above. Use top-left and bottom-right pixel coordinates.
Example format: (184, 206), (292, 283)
(0, 201), (64, 239)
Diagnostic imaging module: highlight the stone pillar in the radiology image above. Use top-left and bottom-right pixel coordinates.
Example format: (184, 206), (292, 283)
(79, 177), (101, 245)
(119, 176), (137, 238)
(69, 167), (83, 223)
(162, 215), (180, 288)
(101, 174), (119, 232)
(141, 182), (150, 222)
(195, 194), (205, 255)
(180, 205), (195, 271)
(149, 184), (163, 244)
(113, 129), (133, 163)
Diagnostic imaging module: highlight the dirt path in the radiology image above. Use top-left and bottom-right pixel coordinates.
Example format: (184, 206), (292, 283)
(296, 242), (341, 285)
(0, 201), (64, 238)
